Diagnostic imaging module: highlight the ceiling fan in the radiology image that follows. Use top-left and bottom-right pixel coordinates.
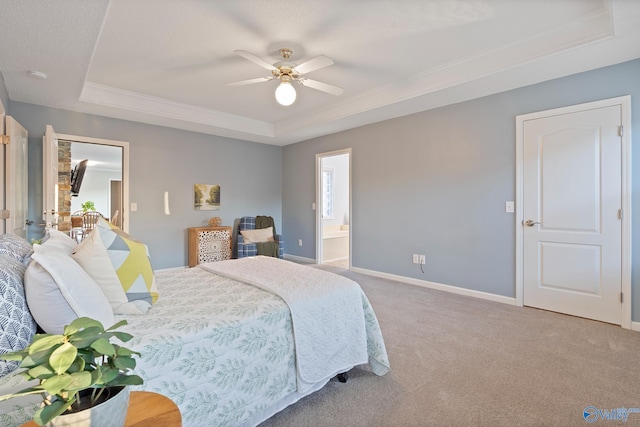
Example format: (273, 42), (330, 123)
(227, 48), (344, 106)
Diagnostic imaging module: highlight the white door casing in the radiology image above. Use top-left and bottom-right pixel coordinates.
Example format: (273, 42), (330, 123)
(515, 96), (632, 328)
(5, 116), (28, 237)
(0, 99), (5, 234)
(43, 125), (59, 228)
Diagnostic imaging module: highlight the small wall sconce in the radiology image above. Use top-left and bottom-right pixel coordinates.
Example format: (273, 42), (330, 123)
(164, 191), (170, 215)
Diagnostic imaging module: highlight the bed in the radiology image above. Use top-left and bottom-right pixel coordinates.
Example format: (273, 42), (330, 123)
(0, 231), (390, 427)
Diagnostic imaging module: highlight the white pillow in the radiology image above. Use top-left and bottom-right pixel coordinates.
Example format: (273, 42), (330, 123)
(72, 226), (157, 315)
(25, 245), (114, 334)
(41, 228), (77, 254)
(240, 227), (275, 243)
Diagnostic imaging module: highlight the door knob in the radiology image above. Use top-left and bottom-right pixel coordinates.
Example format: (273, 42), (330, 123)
(524, 219), (540, 227)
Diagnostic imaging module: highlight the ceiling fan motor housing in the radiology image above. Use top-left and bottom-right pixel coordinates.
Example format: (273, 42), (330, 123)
(272, 65), (300, 81)
(272, 48), (301, 82)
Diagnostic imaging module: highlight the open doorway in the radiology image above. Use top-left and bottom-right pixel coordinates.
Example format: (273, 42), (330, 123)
(316, 149), (351, 268)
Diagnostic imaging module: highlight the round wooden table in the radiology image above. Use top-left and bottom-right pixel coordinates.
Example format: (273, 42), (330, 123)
(22, 391), (181, 427)
(125, 391), (181, 426)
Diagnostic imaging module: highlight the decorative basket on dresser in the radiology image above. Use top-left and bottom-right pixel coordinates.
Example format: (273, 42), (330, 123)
(188, 226), (232, 267)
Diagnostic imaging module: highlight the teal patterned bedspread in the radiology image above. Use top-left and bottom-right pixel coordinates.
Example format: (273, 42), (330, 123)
(0, 265), (389, 427)
(120, 267), (297, 426)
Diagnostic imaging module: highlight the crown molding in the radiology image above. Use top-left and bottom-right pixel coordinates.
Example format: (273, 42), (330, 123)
(79, 82), (275, 137)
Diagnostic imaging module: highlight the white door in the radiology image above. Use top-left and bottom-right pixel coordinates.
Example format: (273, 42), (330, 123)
(43, 125), (59, 229)
(5, 116), (28, 237)
(522, 105), (622, 324)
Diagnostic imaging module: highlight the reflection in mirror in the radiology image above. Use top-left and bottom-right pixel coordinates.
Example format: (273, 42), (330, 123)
(60, 141), (124, 231)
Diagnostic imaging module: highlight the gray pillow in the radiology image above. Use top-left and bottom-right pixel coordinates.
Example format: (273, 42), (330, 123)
(0, 233), (33, 264)
(0, 254), (37, 377)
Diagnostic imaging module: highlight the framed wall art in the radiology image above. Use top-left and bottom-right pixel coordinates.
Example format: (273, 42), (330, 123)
(194, 184), (220, 210)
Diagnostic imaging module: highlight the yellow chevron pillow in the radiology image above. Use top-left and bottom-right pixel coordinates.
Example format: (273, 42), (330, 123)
(72, 226), (158, 314)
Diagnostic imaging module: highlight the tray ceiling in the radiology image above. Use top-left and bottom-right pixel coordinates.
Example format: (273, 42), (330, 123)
(1, 0), (639, 145)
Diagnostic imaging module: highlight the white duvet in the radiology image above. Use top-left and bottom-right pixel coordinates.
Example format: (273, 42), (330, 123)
(200, 256), (389, 392)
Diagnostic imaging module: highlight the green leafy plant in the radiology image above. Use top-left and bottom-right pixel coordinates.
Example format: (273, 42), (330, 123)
(81, 201), (95, 212)
(0, 317), (143, 426)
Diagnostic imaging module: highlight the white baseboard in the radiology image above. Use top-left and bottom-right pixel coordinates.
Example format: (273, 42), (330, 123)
(350, 266), (517, 306)
(155, 266), (188, 272)
(284, 254), (316, 264)
(158, 261), (638, 332)
(350, 267), (640, 331)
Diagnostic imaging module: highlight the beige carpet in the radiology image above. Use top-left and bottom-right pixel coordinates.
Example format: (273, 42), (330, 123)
(259, 264), (640, 426)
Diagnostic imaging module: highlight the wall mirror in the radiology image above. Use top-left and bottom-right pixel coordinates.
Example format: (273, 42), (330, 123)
(52, 133), (129, 234)
(68, 141), (123, 226)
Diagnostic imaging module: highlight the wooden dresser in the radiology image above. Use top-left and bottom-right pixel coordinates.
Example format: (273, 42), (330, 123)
(188, 226), (232, 267)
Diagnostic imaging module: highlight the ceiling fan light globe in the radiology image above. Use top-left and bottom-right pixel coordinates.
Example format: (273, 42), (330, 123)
(275, 82), (296, 106)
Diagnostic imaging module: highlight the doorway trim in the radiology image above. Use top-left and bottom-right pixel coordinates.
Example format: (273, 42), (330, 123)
(316, 148), (352, 266)
(514, 95), (632, 329)
(57, 133), (130, 233)
(0, 98), (5, 234)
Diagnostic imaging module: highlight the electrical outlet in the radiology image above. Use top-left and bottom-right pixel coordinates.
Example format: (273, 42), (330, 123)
(412, 254), (419, 264)
(419, 255), (426, 265)
(298, 239), (303, 247)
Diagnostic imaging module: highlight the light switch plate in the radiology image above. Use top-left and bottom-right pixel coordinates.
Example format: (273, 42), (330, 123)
(505, 201), (515, 213)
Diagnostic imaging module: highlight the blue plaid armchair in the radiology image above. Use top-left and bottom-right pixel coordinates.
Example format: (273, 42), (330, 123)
(236, 216), (284, 259)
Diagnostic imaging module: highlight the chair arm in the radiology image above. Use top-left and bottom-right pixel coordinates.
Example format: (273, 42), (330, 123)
(275, 234), (284, 259)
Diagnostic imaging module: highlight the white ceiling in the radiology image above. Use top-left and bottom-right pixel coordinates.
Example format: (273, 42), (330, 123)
(1, 0), (640, 146)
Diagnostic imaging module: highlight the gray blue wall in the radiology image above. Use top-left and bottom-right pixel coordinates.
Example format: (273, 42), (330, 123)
(9, 102), (282, 269)
(283, 58), (640, 320)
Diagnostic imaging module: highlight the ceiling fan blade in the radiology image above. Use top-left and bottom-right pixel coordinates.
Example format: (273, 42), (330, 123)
(294, 55), (334, 74)
(227, 76), (274, 86)
(299, 78), (344, 96)
(234, 50), (277, 71)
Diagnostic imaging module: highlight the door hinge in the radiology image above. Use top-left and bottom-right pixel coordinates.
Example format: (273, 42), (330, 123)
(0, 210), (10, 219)
(620, 292), (624, 303)
(618, 209), (623, 220)
(0, 135), (9, 145)
(619, 125), (624, 137)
